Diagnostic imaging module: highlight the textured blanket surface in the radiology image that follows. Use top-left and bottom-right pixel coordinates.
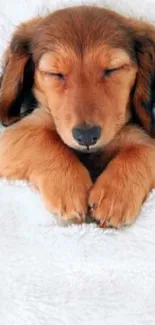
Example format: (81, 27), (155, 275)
(0, 1), (155, 324)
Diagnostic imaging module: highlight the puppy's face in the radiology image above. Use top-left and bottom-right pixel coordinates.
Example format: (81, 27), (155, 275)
(2, 7), (153, 150)
(33, 8), (137, 152)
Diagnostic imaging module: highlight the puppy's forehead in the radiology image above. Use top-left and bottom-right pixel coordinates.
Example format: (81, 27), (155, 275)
(33, 6), (134, 61)
(38, 47), (131, 73)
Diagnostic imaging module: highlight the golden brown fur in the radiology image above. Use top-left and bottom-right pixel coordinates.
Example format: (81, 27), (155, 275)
(1, 6), (155, 227)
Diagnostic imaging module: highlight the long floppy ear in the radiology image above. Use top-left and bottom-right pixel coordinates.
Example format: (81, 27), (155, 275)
(0, 17), (42, 126)
(131, 20), (155, 136)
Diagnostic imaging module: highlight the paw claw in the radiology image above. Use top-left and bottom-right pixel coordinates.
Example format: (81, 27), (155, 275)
(77, 212), (85, 223)
(99, 219), (106, 227)
(88, 203), (97, 211)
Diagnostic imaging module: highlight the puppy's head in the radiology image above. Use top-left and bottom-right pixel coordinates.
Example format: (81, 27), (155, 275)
(0, 6), (155, 152)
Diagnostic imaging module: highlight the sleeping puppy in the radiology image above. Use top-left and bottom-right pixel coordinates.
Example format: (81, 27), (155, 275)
(0, 5), (155, 228)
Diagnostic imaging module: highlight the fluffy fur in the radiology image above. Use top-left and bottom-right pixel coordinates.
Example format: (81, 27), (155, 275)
(1, 5), (155, 227)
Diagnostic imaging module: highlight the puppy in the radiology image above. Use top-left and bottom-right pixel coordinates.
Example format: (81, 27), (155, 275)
(0, 6), (155, 227)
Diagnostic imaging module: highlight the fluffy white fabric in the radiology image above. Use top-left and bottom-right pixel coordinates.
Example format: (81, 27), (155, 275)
(0, 1), (155, 324)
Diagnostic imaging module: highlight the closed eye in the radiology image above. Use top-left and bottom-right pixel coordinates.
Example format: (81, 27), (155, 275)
(44, 72), (65, 80)
(103, 67), (121, 77)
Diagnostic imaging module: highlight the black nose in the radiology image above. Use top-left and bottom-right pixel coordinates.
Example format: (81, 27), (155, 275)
(72, 124), (101, 146)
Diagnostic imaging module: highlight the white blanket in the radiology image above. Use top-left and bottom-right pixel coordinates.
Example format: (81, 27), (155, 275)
(0, 1), (155, 324)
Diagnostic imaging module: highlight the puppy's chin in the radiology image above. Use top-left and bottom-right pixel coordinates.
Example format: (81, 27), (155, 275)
(70, 144), (103, 154)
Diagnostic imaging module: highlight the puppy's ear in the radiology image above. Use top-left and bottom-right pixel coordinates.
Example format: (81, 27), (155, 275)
(131, 21), (155, 135)
(0, 17), (41, 125)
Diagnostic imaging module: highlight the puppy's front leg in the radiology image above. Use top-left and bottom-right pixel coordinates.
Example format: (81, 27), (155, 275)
(88, 126), (155, 228)
(0, 110), (92, 222)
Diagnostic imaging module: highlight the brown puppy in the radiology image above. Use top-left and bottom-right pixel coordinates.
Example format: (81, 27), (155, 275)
(0, 6), (155, 227)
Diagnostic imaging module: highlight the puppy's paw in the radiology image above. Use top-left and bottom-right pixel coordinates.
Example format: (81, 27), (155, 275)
(88, 168), (146, 228)
(39, 164), (92, 223)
